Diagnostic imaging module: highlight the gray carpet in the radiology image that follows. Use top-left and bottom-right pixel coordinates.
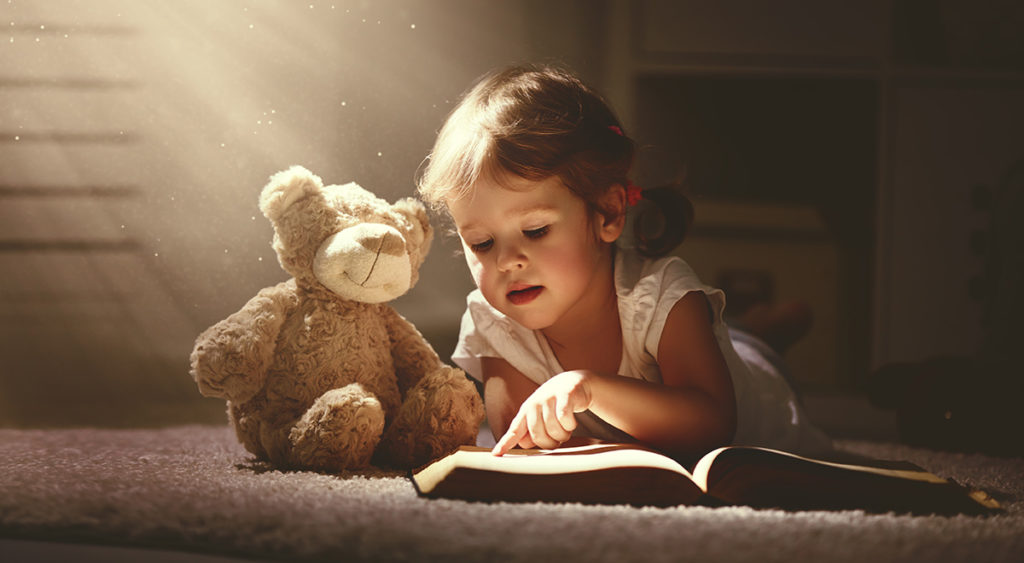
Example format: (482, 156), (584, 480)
(1, 425), (1022, 562)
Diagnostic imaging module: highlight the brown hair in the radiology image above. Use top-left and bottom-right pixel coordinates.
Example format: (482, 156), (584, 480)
(417, 63), (690, 256)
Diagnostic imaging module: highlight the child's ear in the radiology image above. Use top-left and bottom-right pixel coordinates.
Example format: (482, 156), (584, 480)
(598, 185), (627, 243)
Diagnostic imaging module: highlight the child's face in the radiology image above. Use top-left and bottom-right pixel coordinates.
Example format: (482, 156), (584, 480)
(447, 173), (621, 332)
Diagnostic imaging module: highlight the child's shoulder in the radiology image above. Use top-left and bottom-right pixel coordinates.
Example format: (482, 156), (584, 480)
(615, 246), (727, 327)
(615, 246), (703, 296)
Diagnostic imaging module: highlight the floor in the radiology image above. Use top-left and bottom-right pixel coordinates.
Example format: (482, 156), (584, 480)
(1, 391), (900, 563)
(0, 539), (260, 563)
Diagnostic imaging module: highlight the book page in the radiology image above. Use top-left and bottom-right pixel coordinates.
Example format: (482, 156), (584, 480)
(689, 446), (996, 514)
(691, 446), (948, 491)
(413, 444), (693, 495)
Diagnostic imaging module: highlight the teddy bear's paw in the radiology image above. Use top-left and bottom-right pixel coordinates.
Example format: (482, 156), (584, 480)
(190, 307), (286, 404)
(288, 384), (386, 471)
(190, 346), (264, 403)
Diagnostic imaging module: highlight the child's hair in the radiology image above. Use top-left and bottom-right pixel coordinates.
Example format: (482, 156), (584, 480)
(417, 63), (691, 257)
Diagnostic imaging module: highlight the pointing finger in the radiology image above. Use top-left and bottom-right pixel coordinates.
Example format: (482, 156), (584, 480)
(492, 415), (527, 456)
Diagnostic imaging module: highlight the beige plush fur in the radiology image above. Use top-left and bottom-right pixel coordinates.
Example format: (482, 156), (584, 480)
(189, 166), (484, 471)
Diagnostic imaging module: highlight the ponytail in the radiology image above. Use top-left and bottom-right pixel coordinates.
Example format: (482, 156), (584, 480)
(631, 184), (694, 257)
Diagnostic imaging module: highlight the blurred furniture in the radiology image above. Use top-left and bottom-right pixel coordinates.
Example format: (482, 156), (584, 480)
(603, 0), (1024, 392)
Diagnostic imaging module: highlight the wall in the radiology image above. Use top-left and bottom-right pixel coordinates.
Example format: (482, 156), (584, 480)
(0, 0), (604, 426)
(3, 0), (1022, 429)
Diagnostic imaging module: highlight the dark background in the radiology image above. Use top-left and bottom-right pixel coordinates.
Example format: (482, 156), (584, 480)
(1, 0), (1021, 439)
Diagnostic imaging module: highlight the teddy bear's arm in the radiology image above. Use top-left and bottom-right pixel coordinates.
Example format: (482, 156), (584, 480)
(190, 281), (296, 403)
(381, 306), (443, 392)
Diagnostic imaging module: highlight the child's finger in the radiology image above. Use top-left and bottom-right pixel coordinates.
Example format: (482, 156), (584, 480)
(517, 433), (537, 449)
(491, 416), (527, 456)
(554, 393), (577, 434)
(525, 403), (558, 449)
(541, 399), (572, 443)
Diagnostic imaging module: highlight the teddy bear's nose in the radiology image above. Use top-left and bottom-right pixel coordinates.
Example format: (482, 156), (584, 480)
(356, 228), (405, 257)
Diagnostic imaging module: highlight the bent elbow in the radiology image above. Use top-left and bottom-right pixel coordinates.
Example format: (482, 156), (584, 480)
(716, 416), (736, 451)
(695, 401), (737, 455)
(711, 384), (738, 448)
(720, 402), (737, 446)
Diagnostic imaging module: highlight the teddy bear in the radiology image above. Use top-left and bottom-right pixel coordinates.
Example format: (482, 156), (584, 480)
(189, 165), (484, 471)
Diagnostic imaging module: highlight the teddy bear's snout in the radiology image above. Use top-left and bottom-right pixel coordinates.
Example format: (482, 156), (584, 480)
(313, 223), (413, 303)
(354, 227), (405, 259)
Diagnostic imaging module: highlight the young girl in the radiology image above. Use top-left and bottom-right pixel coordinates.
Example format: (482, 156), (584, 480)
(417, 64), (830, 460)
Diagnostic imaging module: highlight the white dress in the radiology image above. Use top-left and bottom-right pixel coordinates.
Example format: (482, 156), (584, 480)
(452, 246), (832, 455)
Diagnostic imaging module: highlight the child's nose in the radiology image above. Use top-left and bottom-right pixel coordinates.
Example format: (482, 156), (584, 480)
(496, 242), (526, 272)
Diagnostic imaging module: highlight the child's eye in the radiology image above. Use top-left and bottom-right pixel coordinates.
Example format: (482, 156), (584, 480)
(523, 226), (550, 239)
(469, 239), (493, 253)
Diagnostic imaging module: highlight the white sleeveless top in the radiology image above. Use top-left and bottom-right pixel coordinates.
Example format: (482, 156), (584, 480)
(452, 246), (831, 455)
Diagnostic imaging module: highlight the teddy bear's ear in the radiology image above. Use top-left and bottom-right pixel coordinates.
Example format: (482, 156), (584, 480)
(393, 198), (431, 234)
(393, 197), (433, 249)
(259, 166), (324, 223)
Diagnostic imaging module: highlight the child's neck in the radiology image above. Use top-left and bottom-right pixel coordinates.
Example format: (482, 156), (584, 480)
(541, 257), (622, 375)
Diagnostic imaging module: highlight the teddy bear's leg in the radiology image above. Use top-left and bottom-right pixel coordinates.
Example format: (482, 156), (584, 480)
(230, 404), (313, 470)
(228, 402), (269, 460)
(376, 366), (484, 468)
(287, 383), (386, 471)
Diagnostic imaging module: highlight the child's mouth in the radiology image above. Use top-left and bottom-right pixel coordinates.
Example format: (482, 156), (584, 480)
(506, 285), (543, 305)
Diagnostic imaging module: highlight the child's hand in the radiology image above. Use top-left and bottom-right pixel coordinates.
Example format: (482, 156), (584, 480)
(492, 370), (593, 456)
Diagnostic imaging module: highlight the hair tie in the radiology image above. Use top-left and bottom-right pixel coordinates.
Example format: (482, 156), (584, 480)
(626, 183), (643, 206)
(607, 126), (642, 205)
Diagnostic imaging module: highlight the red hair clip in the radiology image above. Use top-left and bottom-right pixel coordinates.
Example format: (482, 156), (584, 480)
(608, 126), (642, 205)
(626, 183), (643, 206)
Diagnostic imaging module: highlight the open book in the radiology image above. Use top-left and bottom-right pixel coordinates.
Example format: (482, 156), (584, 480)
(411, 444), (1000, 514)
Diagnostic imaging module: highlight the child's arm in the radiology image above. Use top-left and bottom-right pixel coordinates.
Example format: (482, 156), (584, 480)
(481, 357), (540, 444)
(492, 291), (737, 459)
(482, 360), (599, 449)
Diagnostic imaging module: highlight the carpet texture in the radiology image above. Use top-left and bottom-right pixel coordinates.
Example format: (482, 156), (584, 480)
(1, 425), (1022, 562)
